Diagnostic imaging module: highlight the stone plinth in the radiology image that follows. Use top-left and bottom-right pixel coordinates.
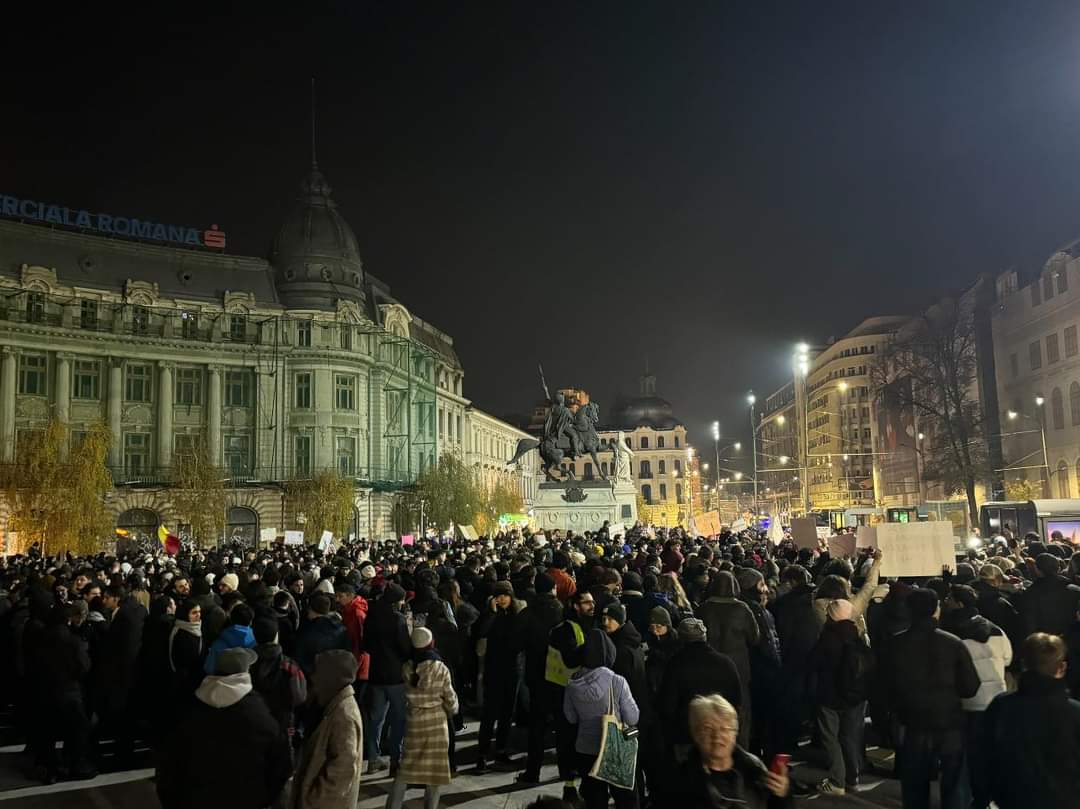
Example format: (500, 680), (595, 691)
(532, 479), (637, 533)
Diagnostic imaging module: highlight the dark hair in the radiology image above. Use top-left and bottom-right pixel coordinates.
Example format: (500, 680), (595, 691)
(1021, 632), (1066, 677)
(192, 578), (211, 597)
(230, 603), (254, 627)
(105, 583), (127, 601)
(336, 581), (356, 597)
(309, 592), (332, 616)
(1036, 553), (1062, 578)
(272, 590), (293, 610)
(816, 575), (850, 601)
(177, 599), (201, 621)
(252, 616), (279, 644)
(907, 587), (940, 620)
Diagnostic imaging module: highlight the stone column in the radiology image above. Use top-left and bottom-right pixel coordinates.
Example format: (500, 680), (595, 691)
(313, 367), (333, 472)
(0, 348), (17, 462)
(207, 365), (222, 466)
(368, 368), (383, 475)
(256, 368), (276, 475)
(108, 359), (122, 467)
(157, 361), (174, 469)
(54, 353), (72, 424)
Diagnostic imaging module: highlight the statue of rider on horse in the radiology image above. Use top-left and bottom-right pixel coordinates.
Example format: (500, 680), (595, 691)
(507, 366), (609, 482)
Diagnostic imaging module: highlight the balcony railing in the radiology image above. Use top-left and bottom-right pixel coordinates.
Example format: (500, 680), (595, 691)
(107, 464), (420, 489)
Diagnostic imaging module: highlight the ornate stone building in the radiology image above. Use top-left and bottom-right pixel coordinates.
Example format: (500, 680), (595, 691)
(0, 160), (532, 547)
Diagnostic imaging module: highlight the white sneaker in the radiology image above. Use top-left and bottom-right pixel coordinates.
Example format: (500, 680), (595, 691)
(818, 779), (846, 795)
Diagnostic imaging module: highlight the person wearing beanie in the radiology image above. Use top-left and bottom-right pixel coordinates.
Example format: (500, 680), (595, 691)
(364, 583), (412, 774)
(473, 574), (525, 773)
(158, 647), (291, 809)
(291, 650), (364, 809)
(249, 614), (308, 749)
(657, 617), (741, 755)
(385, 626), (459, 809)
(219, 572), (240, 596)
(888, 587), (980, 809)
(618, 570), (650, 637)
(517, 569), (569, 785)
(644, 604), (679, 700)
(547, 551), (578, 604)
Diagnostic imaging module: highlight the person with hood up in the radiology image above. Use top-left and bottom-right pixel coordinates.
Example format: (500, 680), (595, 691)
(250, 616), (308, 756)
(696, 571), (760, 747)
(289, 649), (364, 809)
(644, 606), (678, 697)
(386, 627), (459, 809)
(204, 602), (257, 674)
(564, 629), (640, 809)
(807, 599), (872, 796)
(158, 648), (291, 809)
(940, 584), (1011, 809)
(737, 566), (783, 757)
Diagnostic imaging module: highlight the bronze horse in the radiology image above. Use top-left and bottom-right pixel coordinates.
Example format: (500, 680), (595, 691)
(508, 401), (608, 482)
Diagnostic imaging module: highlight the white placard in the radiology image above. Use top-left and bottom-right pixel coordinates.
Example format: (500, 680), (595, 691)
(856, 525), (877, 548)
(259, 527), (277, 546)
(319, 530), (333, 551)
(790, 517), (819, 549)
(731, 518), (747, 532)
(872, 522), (955, 577)
(284, 530), (304, 546)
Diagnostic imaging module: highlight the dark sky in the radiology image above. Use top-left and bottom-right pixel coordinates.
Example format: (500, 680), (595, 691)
(6, 2), (1080, 463)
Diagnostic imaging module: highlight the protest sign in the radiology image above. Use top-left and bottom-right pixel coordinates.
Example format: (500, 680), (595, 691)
(694, 511), (722, 536)
(401, 534), (415, 546)
(872, 521), (955, 577)
(730, 518), (747, 532)
(319, 530), (333, 552)
(259, 527), (277, 546)
(828, 534), (856, 557)
(856, 525), (877, 548)
(458, 524), (479, 541)
(284, 530), (304, 546)
(791, 517), (819, 549)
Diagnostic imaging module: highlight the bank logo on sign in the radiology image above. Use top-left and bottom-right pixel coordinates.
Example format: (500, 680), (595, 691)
(0, 195), (227, 250)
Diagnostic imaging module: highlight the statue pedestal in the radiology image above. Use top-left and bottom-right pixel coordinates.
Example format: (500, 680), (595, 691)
(532, 479), (638, 534)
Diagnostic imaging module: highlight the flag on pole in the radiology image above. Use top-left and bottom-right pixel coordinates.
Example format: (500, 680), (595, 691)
(158, 523), (181, 556)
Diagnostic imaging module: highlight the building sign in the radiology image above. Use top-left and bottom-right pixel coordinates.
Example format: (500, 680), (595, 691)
(0, 194), (226, 249)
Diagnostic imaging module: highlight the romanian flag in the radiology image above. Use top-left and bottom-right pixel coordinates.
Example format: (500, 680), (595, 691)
(158, 524), (181, 556)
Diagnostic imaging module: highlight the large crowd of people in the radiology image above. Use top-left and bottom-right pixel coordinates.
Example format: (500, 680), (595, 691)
(1, 520), (1080, 809)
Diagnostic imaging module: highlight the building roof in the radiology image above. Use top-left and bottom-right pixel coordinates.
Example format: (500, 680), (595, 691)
(605, 373), (683, 431)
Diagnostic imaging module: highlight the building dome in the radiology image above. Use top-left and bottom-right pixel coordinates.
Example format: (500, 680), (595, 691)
(607, 373), (682, 430)
(271, 162), (365, 309)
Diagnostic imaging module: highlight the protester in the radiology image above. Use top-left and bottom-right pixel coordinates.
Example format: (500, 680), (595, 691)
(365, 583), (411, 774)
(473, 579), (524, 773)
(250, 615), (308, 752)
(204, 601), (256, 674)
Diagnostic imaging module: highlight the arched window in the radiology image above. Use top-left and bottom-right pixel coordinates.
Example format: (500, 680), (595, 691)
(116, 508), (159, 544)
(639, 460), (652, 478)
(1071, 383), (1080, 426)
(583, 463), (594, 480)
(641, 484), (652, 503)
(640, 436), (650, 449)
(658, 459), (666, 475)
(226, 506), (258, 548)
(601, 462), (609, 477)
(1052, 388), (1065, 430)
(674, 436), (680, 448)
(1059, 462), (1071, 499)
(657, 436), (665, 448)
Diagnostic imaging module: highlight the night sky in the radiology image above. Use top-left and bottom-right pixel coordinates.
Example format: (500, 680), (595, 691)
(5, 2), (1080, 464)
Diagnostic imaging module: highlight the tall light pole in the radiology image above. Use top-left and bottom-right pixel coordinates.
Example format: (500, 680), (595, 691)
(712, 421), (721, 498)
(748, 393), (758, 516)
(795, 343), (811, 514)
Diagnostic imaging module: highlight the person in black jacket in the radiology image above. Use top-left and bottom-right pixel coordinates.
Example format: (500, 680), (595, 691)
(157, 647), (291, 809)
(768, 565), (818, 755)
(293, 592), (350, 677)
(474, 580), (524, 773)
(96, 583), (147, 768)
(250, 616), (307, 757)
(364, 583), (412, 774)
(657, 618), (742, 757)
(31, 604), (95, 782)
(1015, 554), (1080, 637)
(644, 606), (679, 698)
(982, 633), (1080, 809)
(807, 599), (869, 796)
(518, 572), (571, 784)
(887, 587), (980, 809)
(138, 595), (176, 754)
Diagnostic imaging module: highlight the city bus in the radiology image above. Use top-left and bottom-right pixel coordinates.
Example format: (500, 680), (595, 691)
(979, 499), (1080, 545)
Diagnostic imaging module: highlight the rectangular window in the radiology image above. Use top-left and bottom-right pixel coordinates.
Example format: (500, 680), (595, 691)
(132, 305), (149, 335)
(125, 363), (151, 402)
(229, 314), (246, 341)
(17, 354), (46, 395)
(225, 369), (250, 407)
(295, 435), (311, 477)
(335, 374), (355, 410)
(659, 483), (667, 500)
(80, 299), (98, 330)
(73, 359), (100, 400)
(657, 436), (665, 448)
(1047, 333), (1061, 364)
(1067, 326), (1078, 358)
(456, 415), (462, 442)
(295, 373), (312, 409)
(676, 483), (683, 503)
(1010, 353), (1019, 378)
(26, 292), (44, 323)
(339, 324), (352, 350)
(175, 367), (202, 405)
(1030, 341), (1043, 371)
(674, 459), (682, 475)
(123, 433), (150, 475)
(336, 435), (356, 476)
(224, 434), (250, 477)
(1044, 274), (1055, 301)
(296, 320), (312, 347)
(174, 433), (198, 464)
(181, 310), (199, 339)
(1059, 270), (1069, 294)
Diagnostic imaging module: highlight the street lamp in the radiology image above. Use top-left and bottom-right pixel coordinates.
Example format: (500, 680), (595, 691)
(779, 455), (789, 465)
(748, 392), (759, 515)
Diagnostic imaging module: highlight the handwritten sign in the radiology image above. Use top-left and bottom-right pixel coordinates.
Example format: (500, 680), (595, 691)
(871, 522), (955, 577)
(284, 530), (304, 546)
(319, 530), (333, 552)
(259, 527), (277, 546)
(791, 517), (819, 549)
(694, 511), (722, 537)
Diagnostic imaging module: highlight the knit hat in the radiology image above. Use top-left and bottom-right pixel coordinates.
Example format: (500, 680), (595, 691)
(220, 573), (239, 592)
(602, 602), (626, 625)
(491, 580), (514, 598)
(411, 626), (434, 649)
(908, 587), (940, 620)
(735, 566), (764, 594)
(214, 647), (258, 676)
(622, 572), (643, 592)
(315, 579), (335, 594)
(648, 606), (672, 628)
(534, 572), (556, 594)
(954, 563), (976, 584)
(360, 564), (376, 580)
(678, 617), (707, 642)
(827, 598), (854, 622)
(383, 583), (406, 604)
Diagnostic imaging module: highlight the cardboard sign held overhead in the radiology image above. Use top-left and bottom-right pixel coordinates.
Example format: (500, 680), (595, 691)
(695, 511), (722, 537)
(730, 518), (747, 532)
(284, 530), (304, 546)
(790, 517), (819, 549)
(856, 526), (877, 548)
(458, 525), (479, 541)
(828, 534), (856, 558)
(259, 527), (277, 546)
(401, 534), (415, 546)
(318, 530), (334, 552)
(874, 522), (956, 577)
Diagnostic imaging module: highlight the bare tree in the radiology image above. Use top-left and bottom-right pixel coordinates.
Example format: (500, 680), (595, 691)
(873, 295), (990, 527)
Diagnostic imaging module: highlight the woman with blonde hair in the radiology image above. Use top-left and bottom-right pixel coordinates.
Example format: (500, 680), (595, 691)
(657, 572), (692, 616)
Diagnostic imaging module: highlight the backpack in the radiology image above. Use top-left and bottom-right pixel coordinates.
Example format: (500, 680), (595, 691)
(836, 637), (875, 707)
